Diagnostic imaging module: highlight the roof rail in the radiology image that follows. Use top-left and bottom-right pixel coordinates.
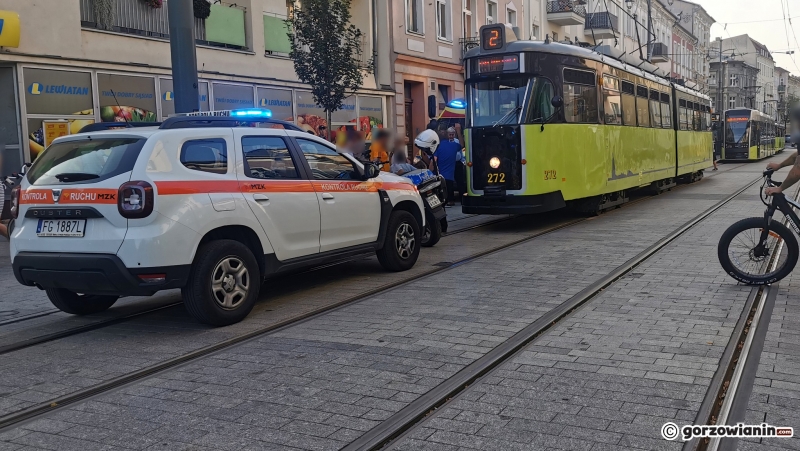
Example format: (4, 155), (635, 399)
(159, 116), (304, 132)
(78, 122), (162, 133)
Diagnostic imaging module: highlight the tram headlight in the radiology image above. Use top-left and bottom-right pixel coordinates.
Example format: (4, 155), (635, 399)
(489, 157), (501, 169)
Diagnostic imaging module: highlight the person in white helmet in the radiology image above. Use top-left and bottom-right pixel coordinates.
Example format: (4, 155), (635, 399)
(414, 129), (440, 173)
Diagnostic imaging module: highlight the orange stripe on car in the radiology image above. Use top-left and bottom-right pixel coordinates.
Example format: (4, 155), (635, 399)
(154, 180), (415, 195)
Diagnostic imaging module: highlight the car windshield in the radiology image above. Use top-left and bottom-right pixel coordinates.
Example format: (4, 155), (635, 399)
(27, 138), (146, 186)
(725, 118), (750, 145)
(468, 76), (531, 127)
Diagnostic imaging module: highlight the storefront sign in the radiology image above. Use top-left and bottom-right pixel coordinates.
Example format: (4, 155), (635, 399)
(212, 83), (254, 110)
(160, 78), (210, 117)
(257, 87), (293, 122)
(43, 121), (69, 148)
(97, 74), (157, 122)
(0, 11), (21, 48)
(23, 68), (93, 116)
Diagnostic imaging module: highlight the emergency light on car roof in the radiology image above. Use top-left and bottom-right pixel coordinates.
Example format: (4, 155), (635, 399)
(448, 99), (466, 109)
(231, 109), (273, 118)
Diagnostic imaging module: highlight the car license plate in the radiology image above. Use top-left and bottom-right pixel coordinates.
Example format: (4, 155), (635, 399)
(36, 219), (86, 237)
(427, 194), (442, 209)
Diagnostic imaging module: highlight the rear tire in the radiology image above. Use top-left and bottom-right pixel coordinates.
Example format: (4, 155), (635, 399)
(421, 213), (442, 247)
(718, 217), (799, 285)
(183, 240), (260, 326)
(377, 210), (421, 271)
(45, 289), (118, 315)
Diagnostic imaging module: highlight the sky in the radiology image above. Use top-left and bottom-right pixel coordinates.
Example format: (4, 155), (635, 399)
(698, 0), (800, 76)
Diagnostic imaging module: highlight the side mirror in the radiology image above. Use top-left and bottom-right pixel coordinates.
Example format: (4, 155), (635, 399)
(362, 163), (380, 180)
(551, 96), (564, 109)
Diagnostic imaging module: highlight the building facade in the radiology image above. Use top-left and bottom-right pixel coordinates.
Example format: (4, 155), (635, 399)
(709, 59), (759, 113)
(0, 0), (394, 177)
(392, 0), (519, 152)
(776, 66), (790, 127)
(718, 34), (776, 118)
(664, 0), (713, 93)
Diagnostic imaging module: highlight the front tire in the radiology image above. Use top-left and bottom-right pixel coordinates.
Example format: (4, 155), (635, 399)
(421, 212), (442, 247)
(183, 240), (260, 326)
(718, 217), (799, 285)
(377, 210), (421, 271)
(45, 289), (118, 315)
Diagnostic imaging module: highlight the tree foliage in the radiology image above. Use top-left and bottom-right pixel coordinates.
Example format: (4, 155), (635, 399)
(287, 0), (373, 117)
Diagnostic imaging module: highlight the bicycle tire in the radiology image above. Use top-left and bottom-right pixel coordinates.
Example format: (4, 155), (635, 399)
(718, 217), (799, 285)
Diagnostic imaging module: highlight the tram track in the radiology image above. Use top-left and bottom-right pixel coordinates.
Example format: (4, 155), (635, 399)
(342, 173), (766, 451)
(685, 183), (800, 451)
(0, 163), (766, 432)
(0, 211), (521, 356)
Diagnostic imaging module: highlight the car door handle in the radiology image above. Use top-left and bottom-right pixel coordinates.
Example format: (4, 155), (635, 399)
(253, 194), (270, 202)
(322, 193), (335, 200)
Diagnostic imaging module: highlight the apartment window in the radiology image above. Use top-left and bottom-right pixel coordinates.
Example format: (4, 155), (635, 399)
(436, 0), (452, 41)
(531, 24), (540, 40)
(728, 95), (736, 110)
(462, 0), (474, 38)
(506, 5), (517, 27)
(729, 74), (738, 87)
(407, 0), (424, 34)
(486, 0), (497, 24)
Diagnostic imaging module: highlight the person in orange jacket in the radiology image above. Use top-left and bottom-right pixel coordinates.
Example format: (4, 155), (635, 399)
(369, 129), (391, 172)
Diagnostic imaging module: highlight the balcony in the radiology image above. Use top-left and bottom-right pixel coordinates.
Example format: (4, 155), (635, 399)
(79, 0), (248, 50)
(584, 12), (618, 40)
(651, 42), (669, 63)
(547, 1), (587, 26)
(460, 37), (480, 61)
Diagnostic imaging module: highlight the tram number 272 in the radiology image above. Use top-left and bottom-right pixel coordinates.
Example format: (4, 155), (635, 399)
(544, 170), (557, 180)
(488, 173), (506, 183)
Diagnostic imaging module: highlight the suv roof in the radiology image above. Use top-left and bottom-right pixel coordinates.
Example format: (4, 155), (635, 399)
(78, 116), (303, 134)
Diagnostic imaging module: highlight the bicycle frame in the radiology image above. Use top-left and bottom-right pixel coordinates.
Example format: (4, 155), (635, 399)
(757, 189), (800, 257)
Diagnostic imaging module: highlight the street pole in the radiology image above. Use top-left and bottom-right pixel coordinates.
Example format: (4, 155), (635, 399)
(716, 38), (722, 114)
(167, 0), (200, 114)
(646, 0), (652, 61)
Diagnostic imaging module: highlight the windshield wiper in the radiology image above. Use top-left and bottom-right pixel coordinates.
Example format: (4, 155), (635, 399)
(53, 173), (101, 182)
(493, 106), (522, 128)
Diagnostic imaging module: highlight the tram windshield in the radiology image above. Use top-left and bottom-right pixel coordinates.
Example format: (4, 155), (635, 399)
(725, 118), (750, 145)
(469, 76), (530, 127)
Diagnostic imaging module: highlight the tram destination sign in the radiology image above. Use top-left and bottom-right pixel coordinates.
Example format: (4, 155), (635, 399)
(477, 55), (520, 74)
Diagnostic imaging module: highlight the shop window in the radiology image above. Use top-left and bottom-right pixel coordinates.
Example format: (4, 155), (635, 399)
(159, 78), (209, 119)
(97, 73), (157, 123)
(211, 83), (255, 111)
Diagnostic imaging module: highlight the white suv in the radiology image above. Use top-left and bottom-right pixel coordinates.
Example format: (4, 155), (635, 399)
(8, 115), (424, 326)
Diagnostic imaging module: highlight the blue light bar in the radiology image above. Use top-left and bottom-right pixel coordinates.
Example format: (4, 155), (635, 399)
(231, 109), (273, 118)
(448, 99), (466, 109)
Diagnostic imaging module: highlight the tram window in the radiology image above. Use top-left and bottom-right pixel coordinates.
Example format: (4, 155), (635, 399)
(680, 107), (688, 130)
(636, 85), (650, 128)
(621, 81), (636, 126)
(564, 84), (598, 123)
(563, 68), (598, 123)
(649, 91), (662, 128)
(660, 93), (671, 129)
(602, 75), (622, 125)
(526, 78), (556, 123)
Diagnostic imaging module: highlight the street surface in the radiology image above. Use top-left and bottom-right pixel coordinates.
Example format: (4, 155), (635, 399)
(2, 158), (800, 451)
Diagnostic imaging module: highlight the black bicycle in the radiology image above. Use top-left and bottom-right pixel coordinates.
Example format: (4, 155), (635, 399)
(718, 169), (800, 285)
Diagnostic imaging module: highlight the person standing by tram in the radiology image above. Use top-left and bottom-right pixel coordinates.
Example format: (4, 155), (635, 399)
(436, 126), (461, 207)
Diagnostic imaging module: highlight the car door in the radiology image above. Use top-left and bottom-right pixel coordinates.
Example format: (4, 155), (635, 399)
(234, 130), (321, 261)
(293, 137), (381, 252)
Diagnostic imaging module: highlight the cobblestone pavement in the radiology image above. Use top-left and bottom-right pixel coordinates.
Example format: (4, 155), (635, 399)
(739, 252), (800, 450)
(0, 160), (784, 450)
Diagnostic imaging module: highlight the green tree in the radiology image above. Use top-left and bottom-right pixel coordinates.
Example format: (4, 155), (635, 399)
(287, 0), (374, 140)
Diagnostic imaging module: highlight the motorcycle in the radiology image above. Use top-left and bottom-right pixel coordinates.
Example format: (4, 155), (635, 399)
(402, 168), (448, 247)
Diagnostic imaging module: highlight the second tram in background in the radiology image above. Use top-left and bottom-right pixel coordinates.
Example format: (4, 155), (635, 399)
(722, 108), (785, 161)
(461, 24), (713, 216)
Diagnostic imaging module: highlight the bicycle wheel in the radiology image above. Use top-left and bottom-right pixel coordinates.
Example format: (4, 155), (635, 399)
(718, 217), (799, 285)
